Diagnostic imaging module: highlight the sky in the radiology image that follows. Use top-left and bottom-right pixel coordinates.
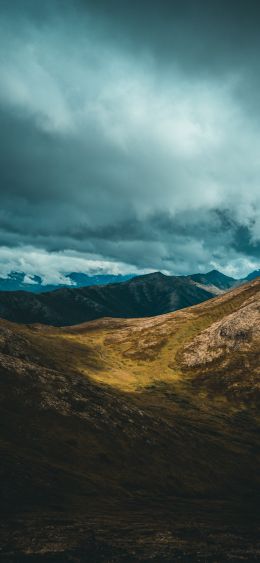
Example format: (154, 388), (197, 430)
(0, 0), (260, 283)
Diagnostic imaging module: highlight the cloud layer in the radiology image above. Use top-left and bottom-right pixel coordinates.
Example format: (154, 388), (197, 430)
(0, 0), (259, 279)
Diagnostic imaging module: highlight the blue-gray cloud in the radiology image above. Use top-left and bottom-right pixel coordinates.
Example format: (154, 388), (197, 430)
(0, 0), (259, 279)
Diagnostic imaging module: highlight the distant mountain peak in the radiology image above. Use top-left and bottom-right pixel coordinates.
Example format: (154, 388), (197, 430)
(132, 271), (167, 281)
(205, 269), (235, 279)
(188, 269), (237, 291)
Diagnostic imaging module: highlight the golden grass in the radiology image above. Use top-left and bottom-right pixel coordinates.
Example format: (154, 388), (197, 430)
(6, 277), (258, 395)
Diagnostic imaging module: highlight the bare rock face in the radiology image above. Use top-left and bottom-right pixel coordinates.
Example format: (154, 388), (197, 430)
(181, 298), (260, 368)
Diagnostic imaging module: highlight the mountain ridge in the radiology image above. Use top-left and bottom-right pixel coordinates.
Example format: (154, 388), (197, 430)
(0, 268), (250, 326)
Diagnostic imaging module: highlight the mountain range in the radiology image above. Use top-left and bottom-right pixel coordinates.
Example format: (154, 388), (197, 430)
(0, 271), (135, 292)
(1, 278), (259, 560)
(0, 267), (257, 293)
(0, 268), (256, 326)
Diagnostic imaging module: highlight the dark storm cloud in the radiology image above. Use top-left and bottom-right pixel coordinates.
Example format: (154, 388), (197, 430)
(4, 0), (260, 86)
(83, 0), (260, 66)
(0, 0), (259, 280)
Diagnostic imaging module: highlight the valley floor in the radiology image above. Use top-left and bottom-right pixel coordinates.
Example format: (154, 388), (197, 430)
(1, 499), (260, 562)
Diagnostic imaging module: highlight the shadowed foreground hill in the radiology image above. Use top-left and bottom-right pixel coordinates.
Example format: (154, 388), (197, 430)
(0, 269), (237, 326)
(0, 279), (259, 560)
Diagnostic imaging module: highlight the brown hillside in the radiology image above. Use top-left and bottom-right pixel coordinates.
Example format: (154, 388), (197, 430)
(0, 279), (259, 560)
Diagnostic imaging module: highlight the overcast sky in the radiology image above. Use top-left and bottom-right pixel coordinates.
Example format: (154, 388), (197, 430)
(0, 0), (260, 283)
